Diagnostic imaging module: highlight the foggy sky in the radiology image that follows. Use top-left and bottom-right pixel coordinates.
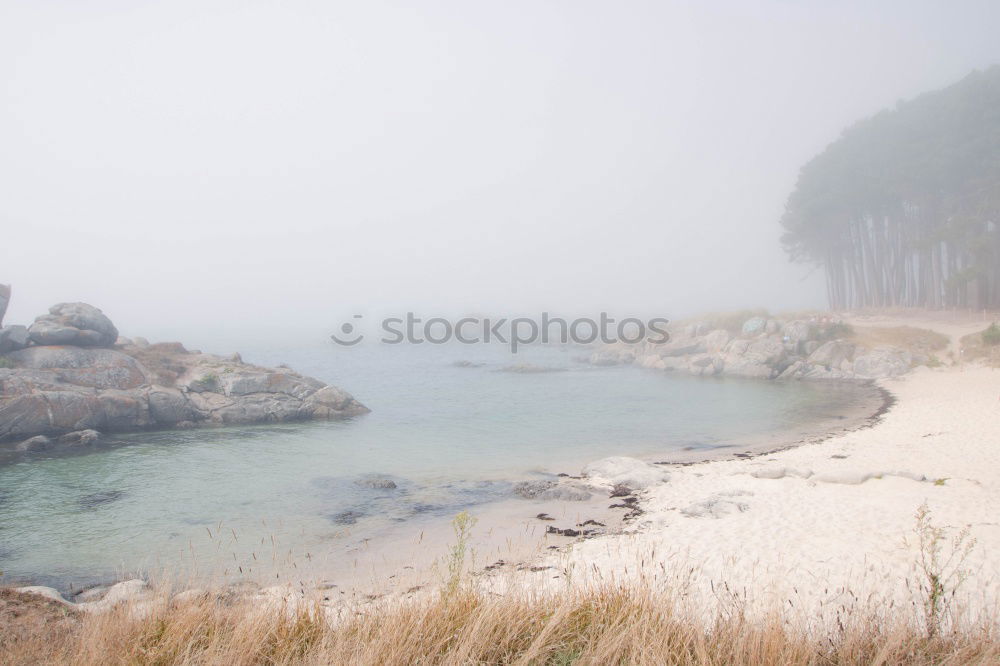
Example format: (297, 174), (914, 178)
(2, 1), (999, 343)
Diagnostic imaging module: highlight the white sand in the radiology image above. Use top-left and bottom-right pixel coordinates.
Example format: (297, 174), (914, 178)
(497, 361), (1000, 628)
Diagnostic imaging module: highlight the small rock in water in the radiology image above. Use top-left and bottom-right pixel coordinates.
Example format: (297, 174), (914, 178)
(546, 526), (581, 537)
(59, 429), (101, 446)
(17, 435), (54, 452)
(577, 519), (605, 527)
(79, 489), (126, 509)
(513, 480), (556, 499)
(497, 363), (566, 374)
(535, 513), (555, 521)
(354, 476), (398, 490)
(329, 510), (364, 525)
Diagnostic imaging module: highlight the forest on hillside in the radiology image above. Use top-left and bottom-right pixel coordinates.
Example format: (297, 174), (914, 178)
(781, 67), (1000, 310)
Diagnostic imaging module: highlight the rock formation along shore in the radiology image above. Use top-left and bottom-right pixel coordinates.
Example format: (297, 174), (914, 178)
(0, 288), (368, 449)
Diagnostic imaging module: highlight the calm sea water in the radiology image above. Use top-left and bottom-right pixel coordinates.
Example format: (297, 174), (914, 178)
(0, 341), (872, 591)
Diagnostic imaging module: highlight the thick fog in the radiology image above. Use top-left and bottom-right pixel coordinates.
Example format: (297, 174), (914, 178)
(2, 1), (999, 344)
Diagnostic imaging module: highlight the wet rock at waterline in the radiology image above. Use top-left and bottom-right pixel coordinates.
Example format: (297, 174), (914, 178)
(329, 510), (365, 525)
(16, 435), (54, 452)
(78, 489), (127, 509)
(512, 479), (593, 501)
(354, 476), (399, 490)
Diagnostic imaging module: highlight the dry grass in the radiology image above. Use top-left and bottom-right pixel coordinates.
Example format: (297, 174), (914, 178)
(2, 585), (998, 665)
(848, 326), (949, 355)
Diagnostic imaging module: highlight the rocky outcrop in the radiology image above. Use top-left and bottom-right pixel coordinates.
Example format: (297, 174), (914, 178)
(590, 315), (922, 381)
(28, 303), (119, 347)
(0, 300), (368, 444)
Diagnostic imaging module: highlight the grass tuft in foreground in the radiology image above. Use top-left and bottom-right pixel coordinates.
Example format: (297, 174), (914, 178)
(2, 584), (998, 665)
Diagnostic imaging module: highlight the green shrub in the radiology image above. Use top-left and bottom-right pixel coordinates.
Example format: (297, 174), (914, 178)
(0, 356), (13, 369)
(982, 322), (1000, 346)
(191, 373), (219, 391)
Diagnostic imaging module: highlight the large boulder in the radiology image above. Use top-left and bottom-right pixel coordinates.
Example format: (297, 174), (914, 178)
(778, 359), (854, 380)
(658, 338), (705, 358)
(29, 303), (119, 347)
(720, 335), (786, 379)
(721, 356), (775, 379)
(687, 353), (722, 376)
(0, 390), (104, 440)
(782, 321), (814, 344)
(17, 435), (54, 452)
(301, 386), (369, 418)
(0, 284), (10, 327)
(97, 390), (152, 430)
(807, 340), (856, 369)
(745, 336), (786, 366)
(147, 387), (200, 425)
(0, 325), (29, 353)
(741, 316), (767, 337)
(852, 347), (912, 378)
(703, 329), (730, 353)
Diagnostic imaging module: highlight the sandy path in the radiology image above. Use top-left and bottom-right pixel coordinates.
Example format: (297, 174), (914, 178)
(842, 308), (995, 360)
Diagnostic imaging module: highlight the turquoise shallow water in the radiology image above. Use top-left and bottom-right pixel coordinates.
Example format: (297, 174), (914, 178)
(0, 341), (873, 591)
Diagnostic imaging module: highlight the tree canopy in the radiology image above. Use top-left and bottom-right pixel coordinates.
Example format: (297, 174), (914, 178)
(780, 67), (1000, 309)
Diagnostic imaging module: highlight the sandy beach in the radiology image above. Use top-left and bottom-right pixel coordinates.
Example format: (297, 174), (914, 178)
(489, 358), (1000, 628)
